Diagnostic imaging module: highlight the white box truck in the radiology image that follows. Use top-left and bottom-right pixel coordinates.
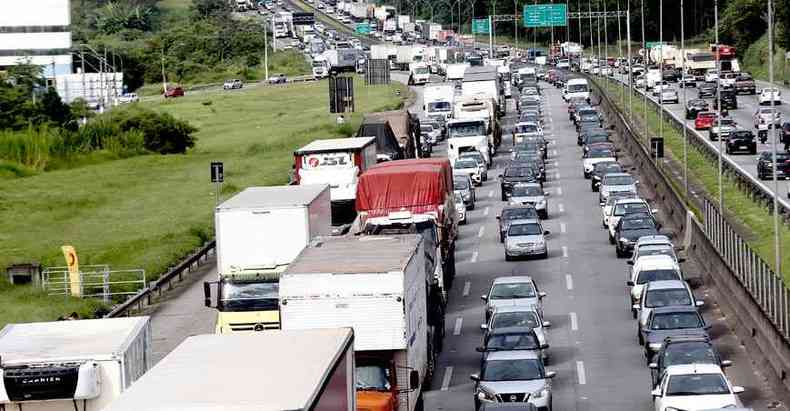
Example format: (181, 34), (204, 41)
(0, 317), (151, 410)
(103, 329), (356, 411)
(424, 84), (455, 123)
(462, 66), (502, 117)
(280, 235), (432, 411)
(204, 185), (331, 334)
(294, 137), (377, 206)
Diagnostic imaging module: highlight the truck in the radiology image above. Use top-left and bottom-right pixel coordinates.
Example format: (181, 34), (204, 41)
(351, 2), (370, 20)
(375, 5), (396, 21)
(560, 41), (583, 57)
(649, 44), (680, 67)
(312, 55), (329, 78)
(409, 62), (431, 85)
(453, 95), (501, 156)
(395, 45), (424, 71)
(203, 185), (332, 334)
(103, 329), (356, 411)
(296, 24), (315, 43)
(447, 118), (492, 166)
(446, 63), (469, 86)
(383, 18), (397, 38)
(424, 84), (455, 124)
(273, 12), (293, 38)
(363, 110), (422, 159)
(294, 137), (377, 218)
(280, 235), (435, 411)
(683, 49), (716, 78)
(398, 14), (411, 29)
(323, 48), (358, 74)
(462, 65), (503, 117)
(0, 317), (151, 410)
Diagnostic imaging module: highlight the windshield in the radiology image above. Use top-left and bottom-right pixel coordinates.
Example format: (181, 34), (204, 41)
(454, 179), (470, 190)
(356, 365), (391, 391)
(482, 359), (544, 381)
(505, 167), (534, 178)
(490, 282), (536, 299)
(662, 343), (717, 368)
(449, 122), (486, 138)
(502, 208), (538, 221)
(639, 248), (675, 259)
(455, 159), (478, 169)
(666, 374), (729, 396)
(511, 185), (543, 197)
(586, 135), (609, 144)
(312, 61), (325, 67)
(651, 312), (703, 330)
(514, 124), (539, 133)
(587, 149), (615, 158)
(415, 67), (429, 74)
(614, 202), (648, 216)
(428, 101), (451, 112)
(486, 332), (541, 350)
(621, 217), (656, 230)
(637, 269), (681, 284)
(604, 176), (634, 186)
(568, 84), (588, 93)
(508, 223), (542, 236)
(219, 281), (279, 311)
(645, 289), (692, 308)
(492, 311), (540, 329)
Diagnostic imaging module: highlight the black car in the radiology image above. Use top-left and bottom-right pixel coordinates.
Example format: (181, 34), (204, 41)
(577, 127), (609, 146)
(757, 151), (790, 180)
(712, 89), (738, 110)
(500, 167), (540, 200)
(614, 213), (660, 258)
(497, 205), (541, 242)
(661, 69), (678, 82)
(591, 161), (623, 191)
(582, 134), (611, 154)
(684, 99), (709, 120)
(640, 306), (710, 362)
(575, 108), (602, 126)
(476, 327), (547, 356)
(510, 158), (545, 182)
(649, 335), (731, 387)
(725, 129), (757, 155)
(577, 120), (603, 137)
(697, 81), (717, 98)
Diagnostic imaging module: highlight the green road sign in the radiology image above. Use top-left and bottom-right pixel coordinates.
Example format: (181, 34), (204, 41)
(523, 3), (567, 28)
(472, 18), (491, 34)
(356, 22), (371, 34)
(646, 41), (665, 48)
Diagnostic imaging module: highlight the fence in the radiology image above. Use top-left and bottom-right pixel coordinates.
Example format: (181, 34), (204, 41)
(41, 265), (146, 304)
(703, 198), (790, 340)
(366, 59), (391, 85)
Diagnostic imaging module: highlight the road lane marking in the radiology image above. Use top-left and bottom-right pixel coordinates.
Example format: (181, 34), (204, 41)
(470, 251), (479, 263)
(441, 366), (454, 391)
(556, 172), (561, 180)
(557, 187), (563, 196)
(552, 150), (558, 156)
(570, 312), (579, 330)
(478, 226), (485, 238)
(463, 281), (471, 296)
(566, 274), (574, 290)
(483, 206), (490, 216)
(453, 317), (463, 335)
(577, 361), (587, 385)
(560, 222), (567, 233)
(562, 246), (569, 258)
(558, 203), (565, 213)
(488, 190), (494, 198)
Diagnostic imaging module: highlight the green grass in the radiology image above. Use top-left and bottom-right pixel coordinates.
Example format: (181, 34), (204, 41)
(0, 78), (407, 328)
(157, 0), (191, 11)
(597, 77), (790, 282)
(742, 33), (790, 87)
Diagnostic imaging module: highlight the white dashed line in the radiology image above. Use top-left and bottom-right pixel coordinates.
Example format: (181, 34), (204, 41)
(557, 187), (563, 196)
(555, 172), (561, 180)
(478, 226), (485, 238)
(483, 206), (490, 216)
(552, 150), (558, 156)
(565, 274), (574, 290)
(562, 246), (569, 258)
(560, 222), (567, 233)
(488, 190), (494, 198)
(463, 281), (471, 296)
(441, 366), (454, 391)
(470, 251), (479, 263)
(558, 203), (565, 213)
(453, 317), (463, 335)
(577, 361), (587, 385)
(570, 312), (579, 331)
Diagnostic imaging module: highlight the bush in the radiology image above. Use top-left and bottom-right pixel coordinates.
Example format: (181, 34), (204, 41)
(84, 106), (198, 154)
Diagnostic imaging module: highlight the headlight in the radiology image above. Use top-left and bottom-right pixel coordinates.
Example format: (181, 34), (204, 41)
(462, 193), (470, 200)
(619, 238), (630, 244)
(476, 388), (496, 401)
(648, 343), (663, 351)
(532, 388), (549, 399)
(537, 200), (547, 207)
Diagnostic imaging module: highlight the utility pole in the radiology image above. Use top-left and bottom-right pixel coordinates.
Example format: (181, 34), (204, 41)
(768, 0), (781, 274)
(588, 0), (593, 55)
(264, 17), (270, 81)
(160, 47), (168, 94)
(514, 0), (519, 50)
(489, 15), (494, 57)
(80, 48), (86, 107)
(641, 0), (647, 142)
(596, 0), (601, 66)
(627, 3), (632, 118)
(715, 0), (723, 208)
(577, 0), (582, 48)
(658, 0), (663, 155)
(681, 0), (688, 196)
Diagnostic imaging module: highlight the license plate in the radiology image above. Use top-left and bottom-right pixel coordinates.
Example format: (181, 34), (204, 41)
(740, 145), (748, 149)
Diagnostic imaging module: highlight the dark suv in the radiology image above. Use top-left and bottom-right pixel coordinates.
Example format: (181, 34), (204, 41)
(757, 151), (790, 180)
(684, 99), (709, 120)
(500, 166), (540, 200)
(711, 89), (738, 110)
(649, 335), (731, 387)
(725, 129), (757, 155)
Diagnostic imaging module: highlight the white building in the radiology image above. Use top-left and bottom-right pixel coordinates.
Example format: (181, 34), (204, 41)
(0, 0), (72, 78)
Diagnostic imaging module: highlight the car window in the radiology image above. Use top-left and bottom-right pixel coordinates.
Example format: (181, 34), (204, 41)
(490, 282), (537, 299)
(650, 312), (703, 330)
(636, 269), (681, 284)
(454, 179), (469, 189)
(666, 374), (729, 396)
(455, 159), (478, 169)
(505, 167), (534, 177)
(486, 332), (540, 350)
(502, 208), (539, 220)
(662, 342), (717, 369)
(514, 124), (539, 133)
(481, 359), (544, 381)
(621, 218), (656, 230)
(508, 223), (542, 236)
(645, 289), (692, 308)
(492, 311), (540, 329)
(587, 149), (615, 158)
(511, 185), (543, 197)
(638, 248), (674, 259)
(614, 202), (648, 216)
(603, 175), (634, 186)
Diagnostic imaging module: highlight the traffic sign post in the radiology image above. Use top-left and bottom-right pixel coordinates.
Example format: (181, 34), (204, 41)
(472, 18), (491, 34)
(524, 3), (567, 28)
(292, 12), (315, 25)
(211, 161), (224, 205)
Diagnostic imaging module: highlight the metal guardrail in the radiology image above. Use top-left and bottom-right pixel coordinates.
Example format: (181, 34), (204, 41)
(105, 240), (216, 318)
(42, 265), (146, 303)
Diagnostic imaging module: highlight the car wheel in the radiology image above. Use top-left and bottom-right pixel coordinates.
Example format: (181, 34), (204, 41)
(631, 307), (637, 319)
(638, 330), (644, 345)
(540, 251), (548, 259)
(616, 247), (624, 258)
(505, 253), (512, 262)
(539, 210), (548, 220)
(468, 202), (475, 211)
(583, 171), (590, 179)
(499, 233), (504, 243)
(609, 233), (615, 244)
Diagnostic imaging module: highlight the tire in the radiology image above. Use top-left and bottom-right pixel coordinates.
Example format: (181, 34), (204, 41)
(609, 233), (615, 244)
(499, 233), (504, 243)
(415, 393), (425, 411)
(632, 307), (637, 319)
(505, 253), (512, 262)
(616, 247), (625, 258)
(468, 202), (475, 211)
(539, 210), (548, 220)
(638, 331), (644, 346)
(540, 251), (548, 259)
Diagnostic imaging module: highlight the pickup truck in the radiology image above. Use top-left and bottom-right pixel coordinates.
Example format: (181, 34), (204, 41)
(734, 73), (756, 95)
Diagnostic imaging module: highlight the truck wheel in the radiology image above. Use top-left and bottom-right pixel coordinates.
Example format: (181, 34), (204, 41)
(415, 393), (425, 411)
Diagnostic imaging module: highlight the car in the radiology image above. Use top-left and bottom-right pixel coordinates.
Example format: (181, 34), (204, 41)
(577, 126), (608, 146)
(649, 334), (731, 388)
(759, 87), (782, 105)
(651, 364), (743, 411)
(223, 79), (243, 90)
(455, 192), (467, 225)
(708, 118), (737, 141)
(704, 69), (719, 83)
(482, 306), (551, 349)
(694, 111), (718, 130)
(117, 93), (139, 104)
(504, 219), (550, 260)
(711, 89), (738, 110)
(591, 161), (622, 191)
(678, 74), (696, 88)
(606, 197), (655, 240)
(697, 81), (717, 98)
(500, 167), (540, 201)
(659, 88), (679, 104)
(628, 254), (684, 313)
(461, 151), (489, 181)
(614, 214), (661, 258)
(719, 71), (739, 89)
(580, 132), (611, 152)
(734, 73), (756, 95)
(575, 108), (603, 127)
(684, 99), (708, 120)
(420, 123), (441, 145)
(471, 350), (556, 411)
(164, 86), (184, 98)
(454, 158), (483, 186)
(482, 276), (546, 322)
(756, 151), (790, 180)
(583, 147), (617, 178)
(652, 81), (672, 96)
(508, 183), (549, 219)
(725, 129), (757, 155)
(497, 205), (540, 242)
(601, 191), (640, 229)
(636, 280), (703, 330)
(454, 175), (476, 209)
(598, 173), (638, 205)
(635, 75), (647, 89)
(476, 327), (549, 364)
(268, 73), (287, 84)
(641, 306), (710, 360)
(509, 159), (545, 184)
(662, 69), (678, 82)
(628, 236), (684, 266)
(753, 107), (782, 128)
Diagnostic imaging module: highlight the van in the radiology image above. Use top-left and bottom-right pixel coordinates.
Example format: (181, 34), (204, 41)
(563, 78), (590, 102)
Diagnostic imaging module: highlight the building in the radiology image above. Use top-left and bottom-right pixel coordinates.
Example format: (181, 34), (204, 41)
(0, 0), (72, 78)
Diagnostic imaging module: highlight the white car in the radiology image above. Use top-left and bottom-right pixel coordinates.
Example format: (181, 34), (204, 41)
(635, 75), (647, 89)
(636, 279), (703, 329)
(652, 81), (671, 96)
(627, 254), (683, 317)
(704, 69), (719, 83)
(753, 107), (782, 127)
(601, 192), (639, 228)
(454, 192), (467, 225)
(606, 198), (656, 241)
(652, 364), (744, 411)
(759, 87), (783, 105)
(719, 72), (738, 88)
(453, 158), (483, 186)
(117, 93), (139, 104)
(659, 89), (679, 104)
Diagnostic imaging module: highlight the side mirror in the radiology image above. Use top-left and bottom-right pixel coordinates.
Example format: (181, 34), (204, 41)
(538, 291), (547, 298)
(496, 215), (501, 220)
(544, 192), (550, 197)
(203, 282), (214, 308)
(480, 324), (489, 331)
(732, 386), (745, 394)
(721, 359), (733, 367)
(470, 374), (481, 382)
(632, 303), (640, 310)
(652, 208), (659, 214)
(648, 362), (658, 369)
(409, 370), (420, 390)
(475, 346), (485, 353)
(540, 343), (550, 349)
(626, 280), (635, 286)
(651, 388), (661, 398)
(677, 257), (687, 263)
(498, 174), (504, 179)
(545, 371), (557, 379)
(627, 260), (635, 266)
(481, 295), (488, 301)
(544, 230), (551, 235)
(542, 321), (552, 328)
(696, 300), (705, 307)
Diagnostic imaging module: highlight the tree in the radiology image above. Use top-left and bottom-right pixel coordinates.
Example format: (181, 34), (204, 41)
(190, 0), (231, 20)
(6, 61), (44, 95)
(39, 89), (75, 130)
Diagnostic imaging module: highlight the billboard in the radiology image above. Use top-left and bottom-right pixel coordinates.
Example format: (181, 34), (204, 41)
(55, 72), (124, 105)
(0, 0), (71, 27)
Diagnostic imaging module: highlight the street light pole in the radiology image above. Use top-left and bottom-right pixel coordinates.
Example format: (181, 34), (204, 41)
(588, 0), (593, 56)
(514, 0), (519, 51)
(768, 0), (781, 274)
(681, 0), (688, 196)
(627, 2), (632, 117)
(641, 0), (647, 142)
(264, 17), (269, 82)
(715, 0), (723, 208)
(659, 0), (663, 156)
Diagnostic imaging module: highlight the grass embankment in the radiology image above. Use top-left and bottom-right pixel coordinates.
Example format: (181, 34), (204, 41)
(742, 33), (790, 87)
(0, 78), (407, 328)
(597, 77), (790, 281)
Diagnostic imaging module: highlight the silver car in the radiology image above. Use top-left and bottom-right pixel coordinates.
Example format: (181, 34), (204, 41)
(454, 192), (467, 225)
(454, 175), (476, 210)
(482, 276), (546, 323)
(460, 151), (489, 181)
(598, 173), (638, 205)
(504, 219), (550, 260)
(482, 305), (551, 355)
(454, 159), (483, 186)
(471, 350), (556, 410)
(508, 184), (549, 219)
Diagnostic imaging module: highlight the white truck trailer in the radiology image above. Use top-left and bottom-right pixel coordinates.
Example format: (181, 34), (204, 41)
(204, 185), (332, 334)
(0, 317), (151, 410)
(103, 329), (356, 411)
(462, 65), (502, 117)
(280, 235), (432, 411)
(423, 84), (455, 123)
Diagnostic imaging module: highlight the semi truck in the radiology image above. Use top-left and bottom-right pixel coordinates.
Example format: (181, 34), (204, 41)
(0, 317), (151, 410)
(203, 185), (331, 334)
(273, 12), (293, 38)
(312, 55), (329, 79)
(103, 329), (356, 411)
(447, 119), (491, 166)
(363, 110), (422, 159)
(350, 2), (370, 20)
(423, 84), (455, 124)
(452, 95), (501, 156)
(462, 65), (503, 117)
(323, 48), (359, 75)
(280, 235), (434, 411)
